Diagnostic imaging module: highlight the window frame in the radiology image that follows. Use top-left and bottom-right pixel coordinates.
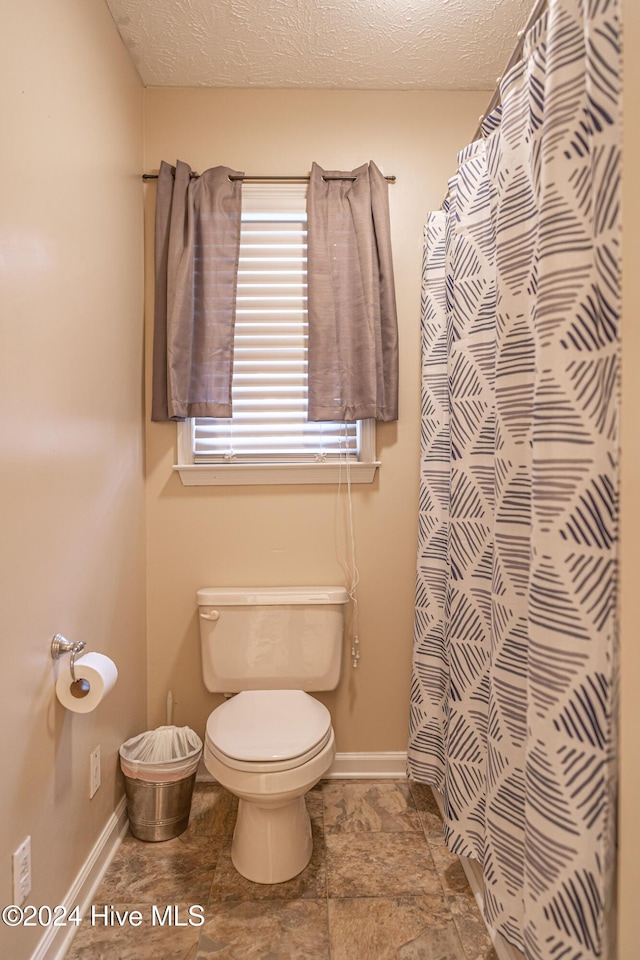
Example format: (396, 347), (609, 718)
(174, 418), (378, 486)
(173, 182), (380, 487)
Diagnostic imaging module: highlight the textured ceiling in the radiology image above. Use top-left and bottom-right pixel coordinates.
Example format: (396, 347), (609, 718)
(105, 0), (531, 90)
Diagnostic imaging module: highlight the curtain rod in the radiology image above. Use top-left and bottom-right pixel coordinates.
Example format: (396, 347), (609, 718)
(141, 172), (396, 183)
(471, 0), (548, 142)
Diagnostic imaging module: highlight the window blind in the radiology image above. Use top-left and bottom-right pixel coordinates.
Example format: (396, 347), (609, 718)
(191, 187), (359, 464)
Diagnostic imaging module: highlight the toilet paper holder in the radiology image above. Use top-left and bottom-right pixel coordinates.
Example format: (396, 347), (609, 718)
(51, 634), (86, 684)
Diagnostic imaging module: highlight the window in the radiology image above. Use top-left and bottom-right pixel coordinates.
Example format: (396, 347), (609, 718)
(175, 184), (379, 486)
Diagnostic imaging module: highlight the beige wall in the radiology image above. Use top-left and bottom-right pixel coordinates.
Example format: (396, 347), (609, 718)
(144, 89), (488, 751)
(0, 1), (145, 957)
(618, 2), (640, 956)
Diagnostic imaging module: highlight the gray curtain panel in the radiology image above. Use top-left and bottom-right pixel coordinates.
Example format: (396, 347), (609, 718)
(306, 162), (398, 422)
(408, 0), (621, 956)
(151, 161), (243, 421)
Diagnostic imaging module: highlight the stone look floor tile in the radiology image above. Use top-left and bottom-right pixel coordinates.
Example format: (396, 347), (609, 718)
(328, 895), (466, 960)
(428, 837), (476, 898)
(407, 780), (446, 837)
(448, 897), (499, 960)
(306, 782), (325, 830)
(180, 783), (238, 841)
(323, 779), (422, 834)
(326, 831), (443, 899)
(65, 903), (201, 960)
(96, 834), (220, 904)
(72, 782), (497, 959)
(195, 899), (331, 959)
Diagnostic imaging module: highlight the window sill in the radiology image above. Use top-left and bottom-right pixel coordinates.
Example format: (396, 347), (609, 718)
(174, 461), (380, 486)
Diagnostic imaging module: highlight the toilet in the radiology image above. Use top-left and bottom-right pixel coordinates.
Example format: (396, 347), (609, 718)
(197, 585), (348, 884)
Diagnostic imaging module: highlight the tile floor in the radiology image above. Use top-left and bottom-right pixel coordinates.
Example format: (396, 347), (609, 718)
(66, 779), (498, 960)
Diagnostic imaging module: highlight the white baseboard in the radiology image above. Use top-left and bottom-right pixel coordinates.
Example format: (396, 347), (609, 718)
(196, 751), (408, 783)
(326, 751), (408, 779)
(31, 797), (128, 960)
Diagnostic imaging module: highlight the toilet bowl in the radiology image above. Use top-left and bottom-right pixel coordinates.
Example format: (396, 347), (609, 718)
(197, 585), (348, 884)
(204, 689), (335, 883)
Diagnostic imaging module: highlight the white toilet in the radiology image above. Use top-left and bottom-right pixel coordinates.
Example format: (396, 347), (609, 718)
(197, 585), (348, 884)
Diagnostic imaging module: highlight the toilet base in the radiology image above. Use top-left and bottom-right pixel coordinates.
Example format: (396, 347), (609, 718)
(204, 724), (335, 885)
(232, 794), (312, 883)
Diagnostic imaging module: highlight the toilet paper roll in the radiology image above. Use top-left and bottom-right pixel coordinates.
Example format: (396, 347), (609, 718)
(55, 652), (118, 714)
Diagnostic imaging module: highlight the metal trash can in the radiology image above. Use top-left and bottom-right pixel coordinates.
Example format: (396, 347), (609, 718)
(119, 726), (202, 842)
(122, 771), (198, 842)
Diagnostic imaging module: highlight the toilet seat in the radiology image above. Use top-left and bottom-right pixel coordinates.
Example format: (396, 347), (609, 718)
(206, 689), (332, 774)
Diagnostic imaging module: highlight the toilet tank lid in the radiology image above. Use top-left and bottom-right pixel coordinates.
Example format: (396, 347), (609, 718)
(197, 586), (349, 606)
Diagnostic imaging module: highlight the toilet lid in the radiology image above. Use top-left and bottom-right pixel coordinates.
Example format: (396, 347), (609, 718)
(206, 690), (332, 763)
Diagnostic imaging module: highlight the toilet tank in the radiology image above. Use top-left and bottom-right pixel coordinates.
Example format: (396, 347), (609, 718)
(197, 586), (349, 693)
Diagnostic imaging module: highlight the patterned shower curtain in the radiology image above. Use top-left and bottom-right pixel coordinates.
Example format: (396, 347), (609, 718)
(407, 1), (621, 957)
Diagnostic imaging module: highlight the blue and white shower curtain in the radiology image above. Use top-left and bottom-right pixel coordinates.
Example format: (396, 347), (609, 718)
(408, 1), (621, 957)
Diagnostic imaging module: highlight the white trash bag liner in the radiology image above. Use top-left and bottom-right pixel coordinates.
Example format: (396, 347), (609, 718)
(120, 725), (202, 782)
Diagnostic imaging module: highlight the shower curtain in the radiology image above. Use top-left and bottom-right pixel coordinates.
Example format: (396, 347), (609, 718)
(407, 1), (621, 957)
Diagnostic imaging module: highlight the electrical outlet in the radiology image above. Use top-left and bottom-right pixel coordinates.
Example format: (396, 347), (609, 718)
(12, 837), (31, 905)
(89, 745), (101, 799)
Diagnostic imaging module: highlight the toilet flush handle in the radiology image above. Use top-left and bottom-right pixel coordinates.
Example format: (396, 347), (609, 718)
(200, 609), (220, 621)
